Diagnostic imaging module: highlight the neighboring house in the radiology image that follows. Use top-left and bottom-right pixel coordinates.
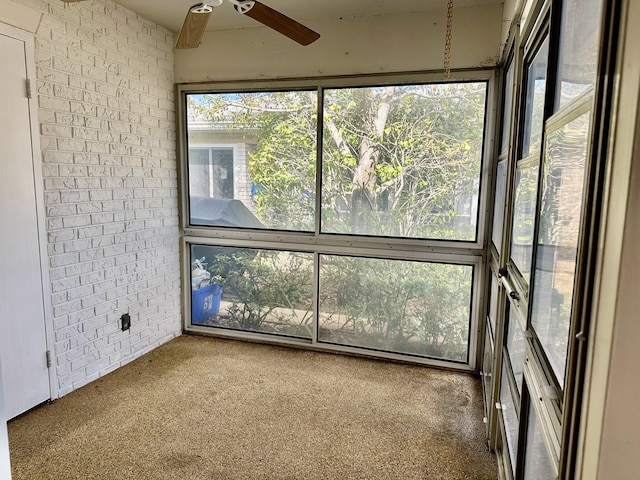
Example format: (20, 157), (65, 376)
(186, 119), (256, 209)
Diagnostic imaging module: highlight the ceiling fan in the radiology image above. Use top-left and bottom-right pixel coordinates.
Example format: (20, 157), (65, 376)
(175, 0), (320, 49)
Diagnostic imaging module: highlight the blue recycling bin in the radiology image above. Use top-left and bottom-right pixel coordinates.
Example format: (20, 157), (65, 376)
(191, 283), (222, 325)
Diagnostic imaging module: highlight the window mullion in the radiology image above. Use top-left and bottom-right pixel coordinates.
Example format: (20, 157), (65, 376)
(315, 86), (324, 236)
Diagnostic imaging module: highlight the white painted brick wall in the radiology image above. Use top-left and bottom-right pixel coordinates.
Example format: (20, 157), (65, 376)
(11, 0), (181, 396)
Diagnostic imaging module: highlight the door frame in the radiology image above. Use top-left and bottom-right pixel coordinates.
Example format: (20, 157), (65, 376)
(0, 21), (57, 403)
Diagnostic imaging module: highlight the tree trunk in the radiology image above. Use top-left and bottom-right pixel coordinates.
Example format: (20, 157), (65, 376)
(351, 86), (395, 233)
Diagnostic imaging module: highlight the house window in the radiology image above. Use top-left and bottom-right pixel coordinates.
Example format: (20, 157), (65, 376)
(179, 72), (492, 367)
(188, 147), (235, 200)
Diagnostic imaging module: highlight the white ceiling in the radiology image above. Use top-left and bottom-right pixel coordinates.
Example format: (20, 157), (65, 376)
(114, 0), (502, 34)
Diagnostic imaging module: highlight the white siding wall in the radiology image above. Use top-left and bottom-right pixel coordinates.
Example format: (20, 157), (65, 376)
(1, 0), (181, 397)
(235, 143), (253, 208)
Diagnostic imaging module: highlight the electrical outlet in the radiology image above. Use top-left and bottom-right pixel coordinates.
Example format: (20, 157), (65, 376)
(121, 313), (131, 331)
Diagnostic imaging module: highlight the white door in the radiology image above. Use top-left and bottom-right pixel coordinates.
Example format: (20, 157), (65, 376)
(0, 29), (51, 420)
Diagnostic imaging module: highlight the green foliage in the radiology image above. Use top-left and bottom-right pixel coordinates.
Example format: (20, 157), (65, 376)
(319, 257), (471, 361)
(323, 84), (484, 238)
(207, 249), (314, 337)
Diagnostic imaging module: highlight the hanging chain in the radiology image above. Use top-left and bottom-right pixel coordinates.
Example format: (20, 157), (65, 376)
(443, 0), (453, 79)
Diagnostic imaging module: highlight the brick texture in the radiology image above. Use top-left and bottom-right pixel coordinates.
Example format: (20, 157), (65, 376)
(12, 0), (180, 396)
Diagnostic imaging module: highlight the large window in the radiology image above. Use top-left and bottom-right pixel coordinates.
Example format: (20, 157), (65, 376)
(487, 0), (606, 477)
(189, 147), (235, 200)
(186, 90), (318, 231)
(180, 74), (491, 366)
(186, 83), (486, 240)
(321, 84), (486, 240)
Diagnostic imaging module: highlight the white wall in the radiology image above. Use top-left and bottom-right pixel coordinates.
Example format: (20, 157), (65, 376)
(0, 0), (181, 398)
(174, 4), (503, 83)
(597, 93), (640, 478)
(499, 0), (522, 60)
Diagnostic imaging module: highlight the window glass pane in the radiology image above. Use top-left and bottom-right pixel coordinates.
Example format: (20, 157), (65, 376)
(186, 91), (317, 231)
(500, 360), (519, 475)
(501, 63), (515, 155)
(190, 245), (314, 339)
(506, 304), (525, 393)
(492, 159), (508, 251)
(189, 148), (235, 199)
(321, 82), (487, 240)
(522, 37), (550, 159)
(510, 163), (540, 285)
(318, 255), (473, 362)
(531, 111), (590, 388)
(523, 401), (556, 480)
(556, 0), (604, 109)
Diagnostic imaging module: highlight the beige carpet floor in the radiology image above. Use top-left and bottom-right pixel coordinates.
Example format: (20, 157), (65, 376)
(8, 335), (496, 480)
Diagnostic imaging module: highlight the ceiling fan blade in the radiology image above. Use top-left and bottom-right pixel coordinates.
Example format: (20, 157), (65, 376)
(176, 4), (213, 49)
(240, 1), (320, 46)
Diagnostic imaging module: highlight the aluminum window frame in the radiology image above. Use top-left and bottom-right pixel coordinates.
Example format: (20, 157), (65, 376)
(178, 71), (495, 250)
(487, 0), (611, 477)
(177, 70), (496, 370)
(507, 21), (552, 298)
(528, 95), (594, 395)
(183, 235), (484, 370)
(522, 349), (561, 478)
